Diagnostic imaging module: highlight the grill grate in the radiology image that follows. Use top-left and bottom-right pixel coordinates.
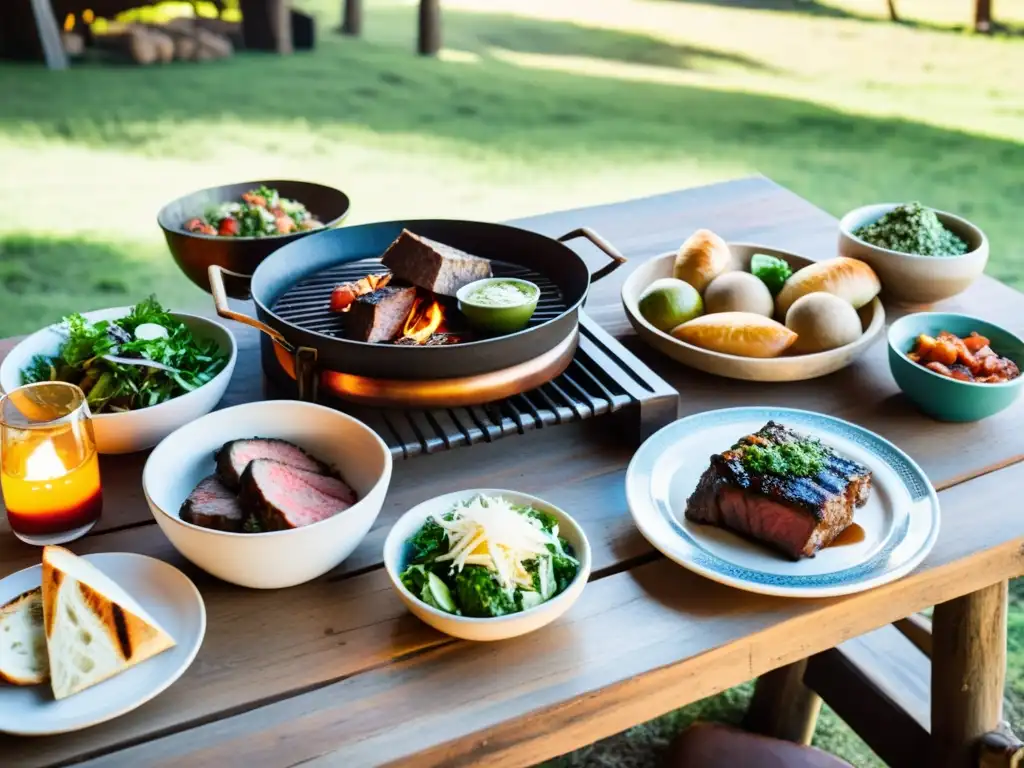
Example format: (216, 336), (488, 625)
(271, 258), (568, 339)
(262, 312), (680, 459)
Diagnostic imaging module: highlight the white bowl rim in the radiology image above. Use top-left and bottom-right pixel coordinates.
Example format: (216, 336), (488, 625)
(384, 488), (592, 625)
(622, 247), (886, 365)
(838, 202), (988, 261)
(456, 277), (540, 309)
(0, 306), (238, 421)
(887, 311), (1024, 391)
(143, 399), (393, 539)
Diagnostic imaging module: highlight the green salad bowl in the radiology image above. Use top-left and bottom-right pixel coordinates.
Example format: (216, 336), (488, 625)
(456, 277), (540, 335)
(888, 312), (1024, 422)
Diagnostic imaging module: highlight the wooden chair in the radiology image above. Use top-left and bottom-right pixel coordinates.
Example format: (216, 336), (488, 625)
(745, 611), (1024, 768)
(664, 722), (853, 768)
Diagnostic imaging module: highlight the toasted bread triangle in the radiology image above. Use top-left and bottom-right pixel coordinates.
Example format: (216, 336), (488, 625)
(41, 546), (175, 700)
(0, 587), (49, 686)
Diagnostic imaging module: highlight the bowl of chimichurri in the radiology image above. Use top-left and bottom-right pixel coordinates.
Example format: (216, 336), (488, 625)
(456, 278), (540, 334)
(838, 202), (988, 305)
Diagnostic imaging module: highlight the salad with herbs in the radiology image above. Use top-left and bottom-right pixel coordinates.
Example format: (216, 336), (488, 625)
(399, 494), (580, 618)
(184, 185), (324, 237)
(853, 202), (968, 257)
(21, 298), (228, 414)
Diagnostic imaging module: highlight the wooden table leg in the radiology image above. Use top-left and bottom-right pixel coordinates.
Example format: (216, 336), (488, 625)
(341, 0), (362, 36)
(744, 659), (822, 745)
(932, 581), (1009, 768)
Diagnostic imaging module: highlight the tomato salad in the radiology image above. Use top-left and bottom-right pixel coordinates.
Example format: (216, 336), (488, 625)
(184, 186), (324, 237)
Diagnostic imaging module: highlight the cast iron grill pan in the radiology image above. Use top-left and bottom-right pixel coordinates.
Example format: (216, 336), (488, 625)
(271, 258), (567, 338)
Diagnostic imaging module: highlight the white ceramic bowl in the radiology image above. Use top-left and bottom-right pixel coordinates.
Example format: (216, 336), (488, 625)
(838, 203), (989, 305)
(621, 244), (885, 382)
(143, 400), (393, 589)
(384, 489), (591, 642)
(0, 306), (237, 454)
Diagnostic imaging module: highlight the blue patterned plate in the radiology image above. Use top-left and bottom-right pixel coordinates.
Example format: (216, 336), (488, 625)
(626, 407), (940, 598)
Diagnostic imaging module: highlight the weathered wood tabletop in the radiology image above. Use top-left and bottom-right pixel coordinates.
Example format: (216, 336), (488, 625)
(2, 177), (1022, 767)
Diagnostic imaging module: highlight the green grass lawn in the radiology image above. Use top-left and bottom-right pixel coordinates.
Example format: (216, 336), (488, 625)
(2, 0), (1023, 764)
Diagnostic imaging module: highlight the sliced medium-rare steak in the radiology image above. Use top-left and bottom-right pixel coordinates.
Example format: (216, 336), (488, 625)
(180, 475), (245, 532)
(240, 459), (351, 530)
(380, 230), (492, 297)
(685, 421), (871, 560)
(278, 464), (357, 505)
(216, 438), (326, 490)
(344, 285), (417, 343)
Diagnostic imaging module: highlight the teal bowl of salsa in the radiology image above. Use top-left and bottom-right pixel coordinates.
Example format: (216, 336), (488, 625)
(457, 278), (540, 335)
(887, 312), (1024, 422)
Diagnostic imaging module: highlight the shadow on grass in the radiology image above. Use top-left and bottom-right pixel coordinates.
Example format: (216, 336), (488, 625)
(0, 235), (204, 336)
(438, 9), (771, 72)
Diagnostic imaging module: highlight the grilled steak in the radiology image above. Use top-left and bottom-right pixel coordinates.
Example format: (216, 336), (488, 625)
(685, 421), (871, 559)
(240, 459), (351, 530)
(344, 285), (417, 343)
(380, 230), (492, 297)
(279, 464), (357, 505)
(179, 475), (245, 532)
(216, 438), (327, 490)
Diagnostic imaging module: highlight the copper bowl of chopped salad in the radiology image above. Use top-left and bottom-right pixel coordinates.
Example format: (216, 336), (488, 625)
(158, 180), (351, 298)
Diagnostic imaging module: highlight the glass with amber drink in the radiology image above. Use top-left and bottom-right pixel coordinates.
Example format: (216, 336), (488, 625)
(1, 382), (102, 545)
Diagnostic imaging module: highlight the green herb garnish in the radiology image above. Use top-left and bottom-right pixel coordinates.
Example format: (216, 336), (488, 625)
(20, 296), (228, 414)
(741, 440), (827, 477)
(750, 253), (793, 296)
(853, 202), (968, 257)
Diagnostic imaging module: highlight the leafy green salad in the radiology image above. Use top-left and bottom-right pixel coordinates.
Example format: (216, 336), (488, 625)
(21, 297), (228, 414)
(399, 494), (580, 618)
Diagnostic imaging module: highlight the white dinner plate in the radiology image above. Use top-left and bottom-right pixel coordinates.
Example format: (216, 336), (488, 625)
(0, 553), (205, 735)
(626, 407), (940, 598)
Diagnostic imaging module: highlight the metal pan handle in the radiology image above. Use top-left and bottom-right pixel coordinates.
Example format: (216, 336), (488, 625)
(557, 227), (628, 282)
(209, 265), (294, 351)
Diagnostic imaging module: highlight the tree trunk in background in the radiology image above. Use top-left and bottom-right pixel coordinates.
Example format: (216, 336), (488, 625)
(975, 0), (992, 32)
(886, 0), (899, 22)
(418, 0), (440, 56)
(342, 0), (362, 36)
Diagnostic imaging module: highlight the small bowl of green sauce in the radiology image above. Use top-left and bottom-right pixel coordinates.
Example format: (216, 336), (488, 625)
(456, 277), (540, 335)
(838, 202), (988, 305)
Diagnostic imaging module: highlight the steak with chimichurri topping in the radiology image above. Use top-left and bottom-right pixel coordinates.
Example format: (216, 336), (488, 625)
(685, 421), (871, 559)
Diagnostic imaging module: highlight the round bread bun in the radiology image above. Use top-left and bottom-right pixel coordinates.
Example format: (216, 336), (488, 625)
(785, 292), (863, 354)
(775, 257), (880, 318)
(673, 229), (733, 294)
(704, 272), (774, 317)
(671, 312), (798, 358)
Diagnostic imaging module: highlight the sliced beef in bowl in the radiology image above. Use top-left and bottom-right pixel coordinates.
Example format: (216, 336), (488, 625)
(179, 475), (246, 532)
(216, 438), (327, 490)
(240, 459), (355, 531)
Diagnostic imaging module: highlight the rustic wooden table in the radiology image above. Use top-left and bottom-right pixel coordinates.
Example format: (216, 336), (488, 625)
(2, 177), (1022, 768)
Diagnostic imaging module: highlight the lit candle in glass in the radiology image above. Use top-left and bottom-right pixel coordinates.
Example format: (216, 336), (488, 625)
(1, 382), (102, 545)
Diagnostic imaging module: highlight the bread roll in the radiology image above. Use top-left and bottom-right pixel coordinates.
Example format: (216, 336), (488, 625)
(775, 257), (880, 318)
(785, 293), (863, 353)
(673, 229), (732, 294)
(672, 312), (797, 358)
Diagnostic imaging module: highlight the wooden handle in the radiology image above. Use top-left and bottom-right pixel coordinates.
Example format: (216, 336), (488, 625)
(208, 265), (292, 350)
(557, 227), (627, 283)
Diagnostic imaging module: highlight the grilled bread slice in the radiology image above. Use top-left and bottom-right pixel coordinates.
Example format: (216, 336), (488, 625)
(0, 587), (49, 686)
(41, 546), (175, 700)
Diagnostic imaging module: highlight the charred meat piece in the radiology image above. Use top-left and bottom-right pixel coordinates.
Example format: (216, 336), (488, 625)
(380, 230), (492, 297)
(180, 475), (245, 532)
(240, 459), (351, 530)
(344, 284), (417, 343)
(329, 272), (392, 313)
(279, 464), (357, 505)
(685, 421), (872, 559)
(216, 438), (327, 490)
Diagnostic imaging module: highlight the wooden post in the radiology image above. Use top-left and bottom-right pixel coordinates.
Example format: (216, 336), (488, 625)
(342, 0), (362, 36)
(744, 660), (822, 745)
(932, 581), (1008, 768)
(975, 0), (993, 33)
(418, 0), (440, 56)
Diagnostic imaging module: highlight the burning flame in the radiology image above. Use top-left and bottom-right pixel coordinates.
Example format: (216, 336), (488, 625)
(64, 13), (75, 32)
(401, 297), (445, 344)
